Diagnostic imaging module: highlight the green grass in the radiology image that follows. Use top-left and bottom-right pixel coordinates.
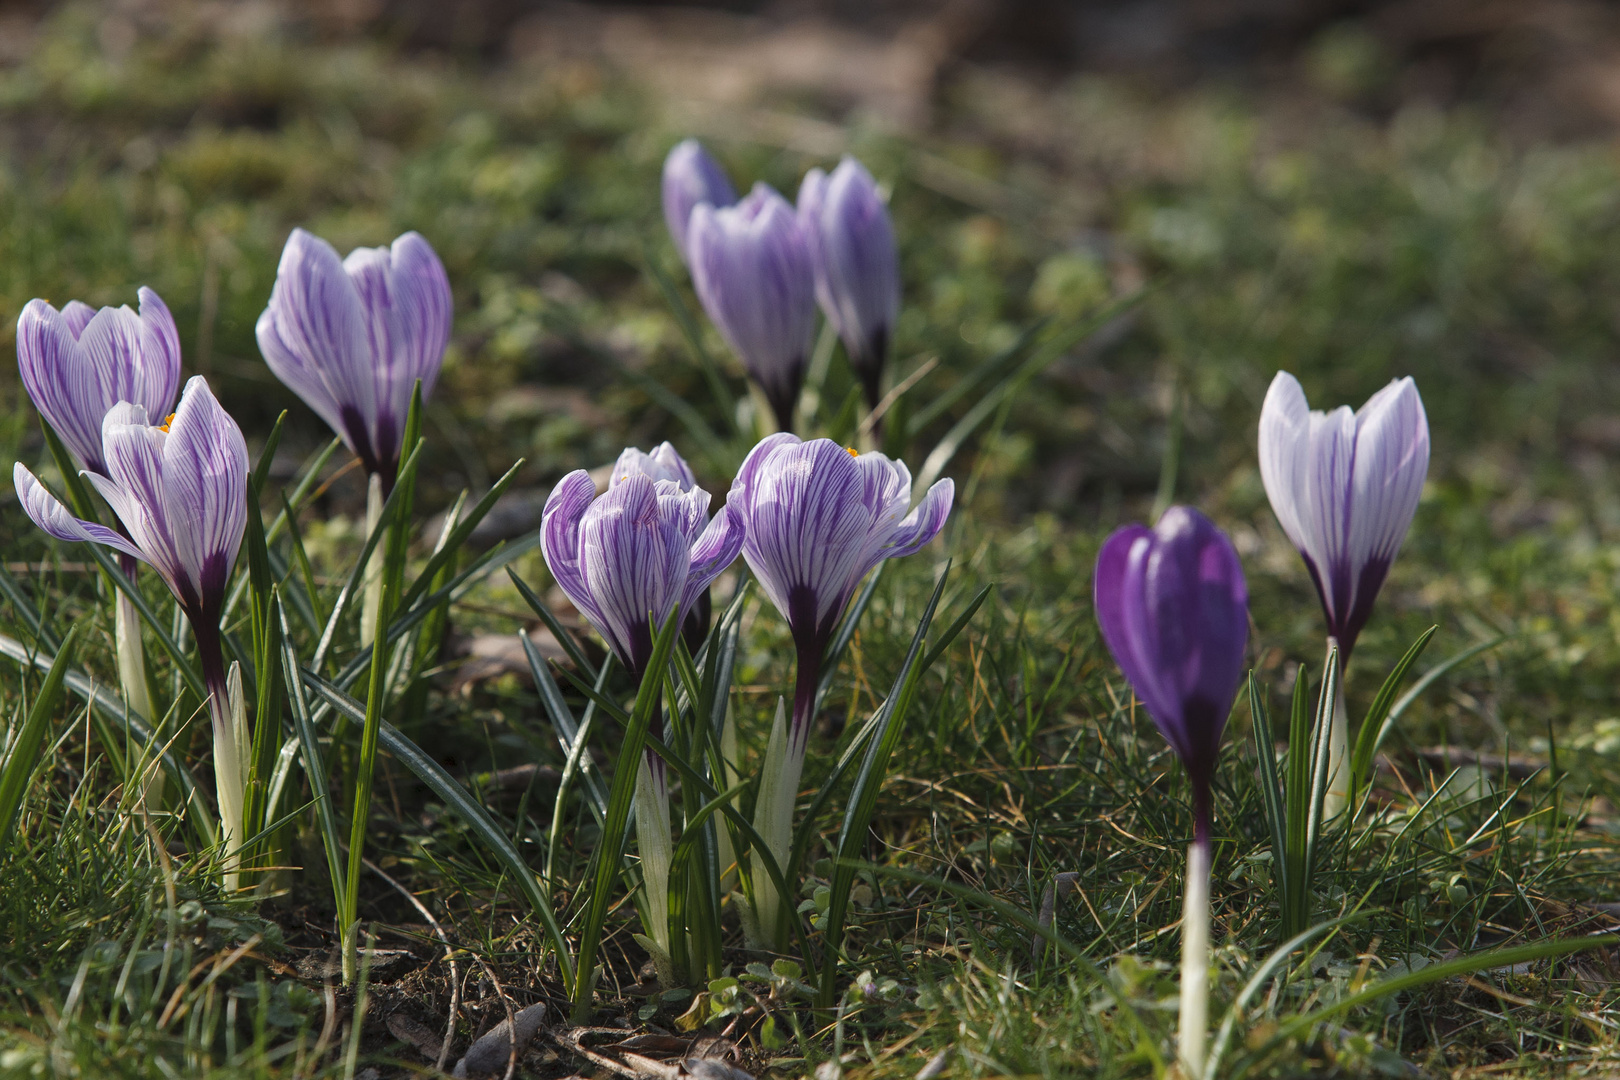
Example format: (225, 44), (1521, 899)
(5, 6), (1620, 1077)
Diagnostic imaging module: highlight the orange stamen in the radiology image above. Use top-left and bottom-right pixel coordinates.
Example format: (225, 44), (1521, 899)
(846, 446), (858, 458)
(157, 413), (176, 433)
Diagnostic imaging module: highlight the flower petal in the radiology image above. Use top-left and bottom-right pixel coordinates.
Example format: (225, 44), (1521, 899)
(580, 474), (688, 673)
(881, 477), (953, 560)
(540, 470), (607, 632)
(683, 501), (745, 618)
(257, 228), (377, 465)
(161, 376), (249, 612)
(100, 402), (190, 597)
(662, 139), (737, 264)
(13, 462), (147, 565)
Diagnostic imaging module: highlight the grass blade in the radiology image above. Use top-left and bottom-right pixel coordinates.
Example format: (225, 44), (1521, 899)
(0, 623), (81, 854)
(1348, 625), (1437, 809)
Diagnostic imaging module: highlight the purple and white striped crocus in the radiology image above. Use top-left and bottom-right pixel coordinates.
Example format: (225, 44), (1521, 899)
(1258, 371), (1428, 814)
(662, 139), (737, 266)
(256, 228), (452, 493)
(609, 442), (715, 654)
(17, 289), (181, 475)
(15, 288), (182, 727)
(689, 184), (818, 434)
(14, 376), (251, 874)
(1093, 506), (1248, 1079)
(798, 157), (900, 412)
(1258, 371), (1429, 665)
(726, 434), (952, 946)
(540, 459), (745, 966)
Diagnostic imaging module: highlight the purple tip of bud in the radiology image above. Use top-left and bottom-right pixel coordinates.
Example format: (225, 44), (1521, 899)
(540, 468), (744, 678)
(257, 227), (452, 490)
(689, 184), (818, 433)
(16, 287), (182, 475)
(1094, 506), (1248, 835)
(727, 434), (953, 741)
(798, 157), (899, 410)
(662, 139), (738, 266)
(1258, 371), (1429, 663)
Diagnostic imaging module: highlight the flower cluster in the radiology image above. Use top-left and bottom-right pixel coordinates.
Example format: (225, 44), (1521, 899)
(664, 140), (901, 429)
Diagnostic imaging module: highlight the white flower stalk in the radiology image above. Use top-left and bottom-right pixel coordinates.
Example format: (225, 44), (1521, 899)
(748, 699), (798, 950)
(360, 473), (385, 648)
(115, 593), (163, 809)
(635, 755), (674, 960)
(215, 661), (251, 891)
(1177, 839), (1211, 1078)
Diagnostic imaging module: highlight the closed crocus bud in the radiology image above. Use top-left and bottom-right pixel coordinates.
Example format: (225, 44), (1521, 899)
(798, 158), (899, 411)
(256, 228), (451, 492)
(1258, 371), (1429, 664)
(1092, 505), (1248, 1079)
(689, 184), (818, 434)
(662, 139), (737, 266)
(16, 289), (181, 474)
(1093, 506), (1249, 833)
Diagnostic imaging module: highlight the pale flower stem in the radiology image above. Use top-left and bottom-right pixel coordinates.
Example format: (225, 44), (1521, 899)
(749, 699), (801, 951)
(360, 473), (385, 649)
(715, 704), (739, 892)
(1323, 635), (1350, 818)
(635, 754), (673, 955)
(1177, 838), (1211, 1079)
(212, 662), (249, 892)
(114, 589), (161, 809)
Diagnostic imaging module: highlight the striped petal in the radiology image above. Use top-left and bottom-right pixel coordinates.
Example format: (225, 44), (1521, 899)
(540, 470), (608, 634)
(662, 139), (737, 265)
(689, 185), (817, 431)
(800, 157), (898, 403)
(611, 442), (696, 491)
(161, 376), (249, 613)
(579, 474), (689, 675)
(13, 462), (147, 565)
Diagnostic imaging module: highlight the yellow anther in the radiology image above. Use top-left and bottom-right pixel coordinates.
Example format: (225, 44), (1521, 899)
(157, 413), (176, 433)
(845, 446), (858, 458)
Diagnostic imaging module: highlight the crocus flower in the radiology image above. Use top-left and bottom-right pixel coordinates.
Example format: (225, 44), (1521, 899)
(662, 139), (737, 266)
(726, 434), (952, 946)
(1257, 371), (1429, 664)
(1093, 505), (1248, 1079)
(689, 184), (818, 434)
(15, 287), (181, 729)
(17, 289), (181, 475)
(256, 227), (452, 492)
(15, 376), (251, 876)
(798, 157), (900, 411)
(539, 461), (745, 971)
(1258, 371), (1428, 816)
(610, 442), (713, 653)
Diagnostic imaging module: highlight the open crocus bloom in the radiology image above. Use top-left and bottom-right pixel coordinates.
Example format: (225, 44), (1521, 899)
(16, 288), (181, 474)
(15, 376), (248, 687)
(727, 434), (953, 741)
(726, 434), (951, 949)
(1258, 371), (1429, 663)
(256, 228), (451, 491)
(540, 470), (744, 679)
(798, 157), (900, 411)
(662, 139), (737, 266)
(689, 184), (818, 434)
(15, 375), (250, 872)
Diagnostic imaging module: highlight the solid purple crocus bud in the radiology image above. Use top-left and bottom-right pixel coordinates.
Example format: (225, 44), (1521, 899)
(727, 434), (953, 745)
(15, 375), (248, 692)
(1258, 371), (1429, 663)
(798, 158), (899, 411)
(662, 139), (737, 266)
(540, 470), (744, 679)
(689, 184), (818, 434)
(1093, 506), (1248, 843)
(256, 228), (451, 491)
(16, 288), (181, 474)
